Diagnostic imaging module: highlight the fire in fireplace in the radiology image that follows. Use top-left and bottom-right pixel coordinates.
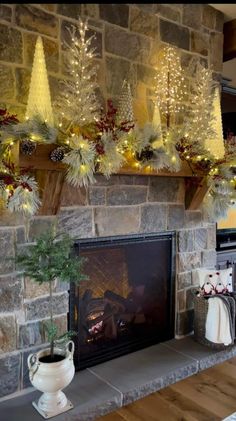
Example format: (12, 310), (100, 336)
(69, 232), (176, 370)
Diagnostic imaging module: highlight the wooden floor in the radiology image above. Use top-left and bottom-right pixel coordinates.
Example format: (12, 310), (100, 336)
(97, 357), (236, 421)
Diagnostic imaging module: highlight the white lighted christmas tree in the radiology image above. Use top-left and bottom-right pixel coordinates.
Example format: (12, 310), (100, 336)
(205, 86), (225, 159)
(26, 36), (54, 126)
(55, 19), (100, 127)
(155, 45), (188, 127)
(180, 62), (217, 160)
(116, 80), (134, 124)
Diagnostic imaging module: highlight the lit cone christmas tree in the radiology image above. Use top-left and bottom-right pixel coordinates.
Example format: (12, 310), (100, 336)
(151, 104), (163, 147)
(205, 86), (225, 159)
(116, 80), (134, 124)
(26, 36), (54, 126)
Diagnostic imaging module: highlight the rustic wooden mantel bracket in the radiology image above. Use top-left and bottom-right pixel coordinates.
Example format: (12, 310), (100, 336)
(19, 144), (209, 215)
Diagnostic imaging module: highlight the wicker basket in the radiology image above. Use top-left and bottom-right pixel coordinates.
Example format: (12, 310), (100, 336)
(193, 294), (235, 350)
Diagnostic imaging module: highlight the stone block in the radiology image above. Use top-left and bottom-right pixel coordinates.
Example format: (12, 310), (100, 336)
(0, 24), (22, 63)
(82, 4), (99, 19)
(176, 309), (194, 335)
(0, 274), (22, 312)
(99, 4), (129, 28)
(186, 288), (194, 310)
(207, 224), (216, 249)
(148, 177), (184, 203)
(57, 3), (81, 18)
(0, 5), (12, 22)
(24, 276), (54, 299)
(135, 4), (154, 13)
(94, 206), (140, 236)
(94, 174), (120, 186)
(184, 210), (202, 228)
(18, 320), (44, 349)
(201, 249), (217, 268)
(191, 31), (209, 56)
(25, 292), (68, 321)
(15, 226), (26, 244)
(0, 64), (14, 100)
(133, 176), (149, 185)
(168, 205), (185, 230)
(130, 7), (159, 38)
(0, 228), (15, 274)
(15, 4), (58, 38)
(177, 272), (192, 290)
(154, 4), (181, 23)
(140, 204), (167, 233)
(39, 4), (57, 12)
(202, 5), (215, 29)
(23, 33), (59, 73)
(0, 314), (17, 353)
(28, 216), (57, 241)
(160, 19), (190, 51)
(105, 24), (151, 63)
(48, 74), (61, 103)
(194, 228), (207, 250)
(58, 207), (93, 238)
(210, 32), (223, 72)
(88, 187), (106, 206)
(182, 4), (202, 29)
(194, 228), (208, 250)
(106, 55), (132, 96)
(178, 251), (201, 272)
(137, 64), (156, 87)
(0, 352), (21, 397)
(107, 186), (147, 206)
(178, 230), (194, 253)
(60, 182), (87, 207)
(15, 67), (31, 105)
(215, 10), (224, 32)
(177, 290), (185, 311)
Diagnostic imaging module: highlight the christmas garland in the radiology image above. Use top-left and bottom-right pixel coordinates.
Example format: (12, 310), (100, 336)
(0, 18), (235, 220)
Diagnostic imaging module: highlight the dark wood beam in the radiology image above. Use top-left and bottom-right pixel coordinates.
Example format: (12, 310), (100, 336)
(223, 19), (236, 61)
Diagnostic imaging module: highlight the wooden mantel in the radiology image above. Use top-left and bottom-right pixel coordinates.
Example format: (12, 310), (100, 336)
(19, 144), (209, 215)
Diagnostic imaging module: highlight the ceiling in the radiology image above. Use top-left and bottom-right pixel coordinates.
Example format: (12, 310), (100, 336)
(209, 4), (236, 22)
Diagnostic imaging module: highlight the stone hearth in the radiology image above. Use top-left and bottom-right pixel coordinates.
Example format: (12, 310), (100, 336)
(0, 336), (236, 421)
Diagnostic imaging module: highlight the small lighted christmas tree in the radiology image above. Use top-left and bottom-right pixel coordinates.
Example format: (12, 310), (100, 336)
(116, 80), (134, 124)
(155, 45), (188, 127)
(205, 86), (225, 159)
(55, 18), (100, 128)
(26, 36), (54, 126)
(151, 103), (163, 147)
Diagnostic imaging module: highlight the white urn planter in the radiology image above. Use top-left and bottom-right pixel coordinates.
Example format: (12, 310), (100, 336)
(27, 340), (75, 419)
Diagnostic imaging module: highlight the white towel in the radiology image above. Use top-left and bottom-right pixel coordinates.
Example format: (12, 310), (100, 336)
(205, 297), (232, 346)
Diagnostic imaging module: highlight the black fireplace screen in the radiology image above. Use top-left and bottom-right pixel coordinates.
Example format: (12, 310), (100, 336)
(69, 232), (175, 370)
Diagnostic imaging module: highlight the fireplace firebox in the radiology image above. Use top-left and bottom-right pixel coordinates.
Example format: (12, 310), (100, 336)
(69, 232), (176, 370)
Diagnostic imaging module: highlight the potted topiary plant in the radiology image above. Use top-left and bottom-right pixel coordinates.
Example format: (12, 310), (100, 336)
(15, 229), (88, 419)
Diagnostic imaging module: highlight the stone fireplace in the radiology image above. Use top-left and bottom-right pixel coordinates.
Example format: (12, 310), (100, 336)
(0, 2), (223, 401)
(0, 174), (217, 398)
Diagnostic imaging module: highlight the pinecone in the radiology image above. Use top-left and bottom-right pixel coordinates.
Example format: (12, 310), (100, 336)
(136, 146), (154, 162)
(20, 139), (36, 156)
(50, 146), (67, 162)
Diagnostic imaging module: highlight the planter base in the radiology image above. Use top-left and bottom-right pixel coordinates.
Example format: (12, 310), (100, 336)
(32, 396), (73, 419)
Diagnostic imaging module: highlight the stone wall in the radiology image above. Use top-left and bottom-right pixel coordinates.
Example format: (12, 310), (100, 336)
(0, 4), (224, 398)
